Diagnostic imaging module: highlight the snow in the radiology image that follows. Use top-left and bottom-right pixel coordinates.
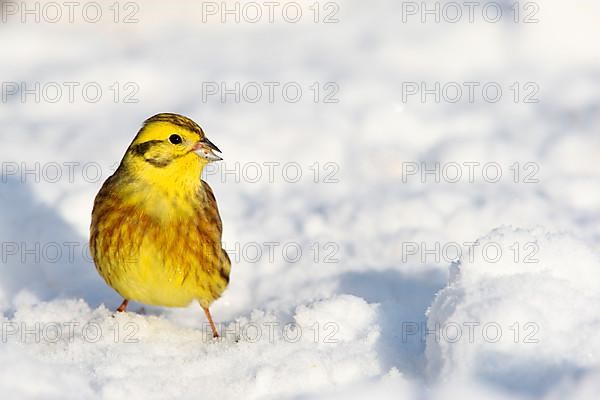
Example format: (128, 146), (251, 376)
(1, 0), (600, 398)
(1, 296), (381, 399)
(426, 227), (600, 396)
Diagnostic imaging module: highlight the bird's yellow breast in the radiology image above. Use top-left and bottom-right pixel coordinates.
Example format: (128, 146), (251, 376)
(90, 170), (230, 308)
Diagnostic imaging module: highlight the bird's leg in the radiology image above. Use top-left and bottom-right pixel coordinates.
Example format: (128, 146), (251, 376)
(116, 299), (129, 313)
(202, 306), (219, 338)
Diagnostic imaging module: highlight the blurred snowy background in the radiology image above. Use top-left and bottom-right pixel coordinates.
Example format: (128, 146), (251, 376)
(1, 0), (600, 398)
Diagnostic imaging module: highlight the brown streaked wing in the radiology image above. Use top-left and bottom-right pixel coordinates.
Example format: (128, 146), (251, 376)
(200, 180), (222, 235)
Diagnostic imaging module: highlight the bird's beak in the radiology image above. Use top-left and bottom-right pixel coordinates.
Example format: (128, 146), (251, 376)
(194, 137), (222, 162)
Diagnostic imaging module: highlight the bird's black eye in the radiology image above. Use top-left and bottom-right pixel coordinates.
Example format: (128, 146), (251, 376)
(168, 134), (182, 144)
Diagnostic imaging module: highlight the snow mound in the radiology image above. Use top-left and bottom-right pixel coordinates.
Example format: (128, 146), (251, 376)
(426, 226), (600, 397)
(1, 295), (381, 399)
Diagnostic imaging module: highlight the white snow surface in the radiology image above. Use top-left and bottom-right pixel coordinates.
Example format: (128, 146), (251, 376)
(1, 0), (600, 398)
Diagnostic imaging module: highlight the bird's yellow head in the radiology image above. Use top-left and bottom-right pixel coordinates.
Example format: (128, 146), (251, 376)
(120, 113), (222, 190)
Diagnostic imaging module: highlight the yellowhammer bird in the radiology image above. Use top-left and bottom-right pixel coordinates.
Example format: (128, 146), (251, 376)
(90, 113), (230, 337)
